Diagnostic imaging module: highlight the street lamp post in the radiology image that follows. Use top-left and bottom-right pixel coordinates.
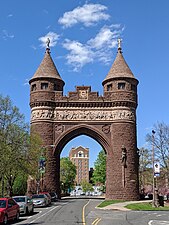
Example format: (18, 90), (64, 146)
(152, 130), (159, 207)
(152, 130), (155, 207)
(40, 144), (55, 192)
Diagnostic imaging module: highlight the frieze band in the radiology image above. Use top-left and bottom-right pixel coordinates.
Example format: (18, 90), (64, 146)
(31, 108), (135, 121)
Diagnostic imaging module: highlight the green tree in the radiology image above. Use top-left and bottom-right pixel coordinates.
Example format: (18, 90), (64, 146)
(92, 149), (106, 186)
(60, 157), (76, 194)
(146, 122), (169, 187)
(81, 180), (94, 194)
(12, 173), (28, 195)
(25, 131), (43, 178)
(139, 147), (152, 189)
(0, 95), (29, 196)
(0, 95), (42, 196)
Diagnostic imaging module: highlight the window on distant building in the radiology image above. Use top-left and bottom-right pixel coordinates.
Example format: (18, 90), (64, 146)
(78, 151), (84, 157)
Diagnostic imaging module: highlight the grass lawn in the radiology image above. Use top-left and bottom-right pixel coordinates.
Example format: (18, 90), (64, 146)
(125, 202), (169, 211)
(97, 200), (126, 208)
(97, 200), (169, 211)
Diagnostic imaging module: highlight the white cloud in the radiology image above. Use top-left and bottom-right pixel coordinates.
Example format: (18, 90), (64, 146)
(23, 78), (29, 86)
(39, 32), (59, 48)
(30, 45), (37, 50)
(88, 25), (121, 49)
(58, 3), (110, 28)
(62, 24), (123, 70)
(2, 30), (14, 40)
(63, 39), (94, 71)
(7, 14), (13, 18)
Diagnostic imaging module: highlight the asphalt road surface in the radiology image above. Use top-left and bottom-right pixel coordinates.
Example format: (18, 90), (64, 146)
(14, 198), (169, 225)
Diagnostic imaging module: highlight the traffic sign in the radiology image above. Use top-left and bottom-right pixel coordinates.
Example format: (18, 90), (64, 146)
(154, 162), (160, 174)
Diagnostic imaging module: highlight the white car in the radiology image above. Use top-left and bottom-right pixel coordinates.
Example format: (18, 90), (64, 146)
(13, 196), (34, 215)
(32, 194), (48, 207)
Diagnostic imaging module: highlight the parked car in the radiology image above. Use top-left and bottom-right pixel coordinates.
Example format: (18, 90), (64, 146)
(39, 192), (51, 205)
(0, 197), (20, 224)
(50, 192), (58, 202)
(13, 196), (34, 215)
(32, 194), (48, 207)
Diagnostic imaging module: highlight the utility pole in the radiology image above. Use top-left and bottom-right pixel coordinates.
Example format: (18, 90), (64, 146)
(152, 130), (159, 207)
(152, 130), (155, 207)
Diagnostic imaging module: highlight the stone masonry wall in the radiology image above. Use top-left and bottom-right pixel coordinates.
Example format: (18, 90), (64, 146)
(106, 121), (139, 200)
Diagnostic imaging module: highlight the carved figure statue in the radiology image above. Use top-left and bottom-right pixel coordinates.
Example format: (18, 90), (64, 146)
(121, 145), (127, 167)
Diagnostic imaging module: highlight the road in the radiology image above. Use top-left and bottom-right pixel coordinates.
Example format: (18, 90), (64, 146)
(15, 198), (169, 225)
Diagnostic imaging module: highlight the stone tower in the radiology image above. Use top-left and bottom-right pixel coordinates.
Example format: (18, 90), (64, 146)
(102, 40), (139, 199)
(29, 46), (65, 197)
(29, 40), (139, 200)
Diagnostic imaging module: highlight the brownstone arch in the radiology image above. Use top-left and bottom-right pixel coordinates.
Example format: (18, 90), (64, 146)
(54, 124), (111, 154)
(29, 42), (139, 200)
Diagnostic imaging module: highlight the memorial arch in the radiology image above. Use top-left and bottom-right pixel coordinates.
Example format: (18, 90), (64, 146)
(29, 40), (140, 200)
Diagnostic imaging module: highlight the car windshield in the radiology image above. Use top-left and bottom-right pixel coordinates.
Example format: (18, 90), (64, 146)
(0, 200), (6, 208)
(13, 197), (26, 202)
(32, 194), (44, 198)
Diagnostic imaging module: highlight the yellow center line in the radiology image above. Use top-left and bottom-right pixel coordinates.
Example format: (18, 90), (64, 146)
(92, 218), (99, 225)
(95, 218), (101, 225)
(92, 217), (101, 225)
(82, 200), (90, 225)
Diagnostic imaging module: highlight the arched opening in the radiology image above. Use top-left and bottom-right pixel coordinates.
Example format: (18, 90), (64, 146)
(60, 135), (106, 196)
(52, 125), (110, 198)
(54, 124), (110, 156)
(61, 135), (103, 168)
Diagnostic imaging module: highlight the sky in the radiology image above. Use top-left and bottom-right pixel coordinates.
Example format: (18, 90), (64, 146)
(1, 0), (169, 167)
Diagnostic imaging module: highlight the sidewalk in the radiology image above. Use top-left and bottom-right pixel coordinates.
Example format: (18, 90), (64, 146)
(100, 200), (151, 211)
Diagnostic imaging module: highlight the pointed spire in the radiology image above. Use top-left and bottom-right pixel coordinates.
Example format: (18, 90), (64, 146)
(103, 39), (135, 84)
(30, 39), (63, 82)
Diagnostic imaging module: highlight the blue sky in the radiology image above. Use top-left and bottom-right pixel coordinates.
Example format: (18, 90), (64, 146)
(1, 0), (169, 167)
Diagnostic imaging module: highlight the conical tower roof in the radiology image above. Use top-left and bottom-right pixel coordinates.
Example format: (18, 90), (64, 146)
(103, 40), (135, 84)
(30, 47), (63, 82)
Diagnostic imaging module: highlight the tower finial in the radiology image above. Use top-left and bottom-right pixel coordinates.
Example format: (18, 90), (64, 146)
(46, 38), (50, 48)
(117, 38), (122, 52)
(46, 38), (50, 53)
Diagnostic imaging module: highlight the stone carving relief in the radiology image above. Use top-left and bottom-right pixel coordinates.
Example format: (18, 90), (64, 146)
(31, 107), (135, 122)
(102, 125), (110, 134)
(31, 108), (54, 120)
(55, 124), (64, 133)
(79, 90), (88, 100)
